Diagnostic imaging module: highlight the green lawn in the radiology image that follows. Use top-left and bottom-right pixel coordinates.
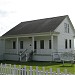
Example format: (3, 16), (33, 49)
(0, 60), (75, 74)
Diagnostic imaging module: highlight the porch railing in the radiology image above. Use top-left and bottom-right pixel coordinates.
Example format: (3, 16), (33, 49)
(52, 52), (75, 65)
(5, 49), (18, 54)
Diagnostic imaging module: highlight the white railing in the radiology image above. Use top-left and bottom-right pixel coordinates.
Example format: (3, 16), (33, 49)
(52, 52), (74, 61)
(0, 63), (74, 75)
(60, 52), (74, 65)
(5, 49), (18, 54)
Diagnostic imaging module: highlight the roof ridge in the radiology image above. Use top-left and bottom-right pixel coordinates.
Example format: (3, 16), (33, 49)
(21, 15), (68, 23)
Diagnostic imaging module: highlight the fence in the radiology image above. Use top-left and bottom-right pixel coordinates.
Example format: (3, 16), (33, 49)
(0, 63), (74, 75)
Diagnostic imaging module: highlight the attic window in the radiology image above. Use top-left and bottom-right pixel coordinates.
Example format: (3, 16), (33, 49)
(68, 24), (69, 33)
(64, 23), (69, 33)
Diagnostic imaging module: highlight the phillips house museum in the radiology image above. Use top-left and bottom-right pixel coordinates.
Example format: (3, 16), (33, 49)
(0, 15), (75, 61)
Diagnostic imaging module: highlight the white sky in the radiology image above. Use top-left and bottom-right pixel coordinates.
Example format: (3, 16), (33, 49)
(0, 0), (75, 36)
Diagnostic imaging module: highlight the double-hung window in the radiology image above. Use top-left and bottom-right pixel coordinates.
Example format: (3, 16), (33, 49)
(69, 40), (71, 48)
(40, 40), (44, 49)
(34, 41), (37, 49)
(65, 39), (67, 49)
(13, 41), (16, 49)
(64, 23), (69, 33)
(20, 41), (23, 49)
(49, 40), (51, 49)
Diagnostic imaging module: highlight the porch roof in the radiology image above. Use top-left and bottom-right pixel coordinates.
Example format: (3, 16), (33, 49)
(2, 15), (67, 37)
(1, 32), (59, 39)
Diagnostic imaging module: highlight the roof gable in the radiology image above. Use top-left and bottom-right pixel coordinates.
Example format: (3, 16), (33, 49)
(2, 15), (67, 36)
(55, 15), (75, 35)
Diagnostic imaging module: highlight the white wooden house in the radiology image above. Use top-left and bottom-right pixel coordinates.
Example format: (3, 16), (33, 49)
(0, 15), (75, 61)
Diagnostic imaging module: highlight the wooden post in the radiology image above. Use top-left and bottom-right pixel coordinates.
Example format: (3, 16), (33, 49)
(53, 72), (56, 75)
(19, 53), (21, 61)
(57, 68), (60, 75)
(32, 36), (34, 52)
(30, 66), (32, 75)
(42, 67), (45, 75)
(13, 65), (16, 75)
(1, 63), (2, 74)
(4, 39), (6, 54)
(36, 66), (38, 75)
(9, 64), (12, 74)
(19, 65), (21, 75)
(64, 69), (67, 75)
(51, 35), (53, 50)
(46, 71), (48, 75)
(24, 66), (27, 75)
(16, 37), (19, 54)
(26, 53), (28, 61)
(50, 68), (52, 75)
(51, 35), (54, 61)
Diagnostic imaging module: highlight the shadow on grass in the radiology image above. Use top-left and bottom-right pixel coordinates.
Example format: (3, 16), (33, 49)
(60, 65), (74, 67)
(0, 60), (75, 67)
(60, 64), (75, 67)
(0, 60), (63, 66)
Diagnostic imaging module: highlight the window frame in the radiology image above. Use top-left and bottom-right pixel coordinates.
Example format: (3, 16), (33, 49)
(20, 41), (23, 49)
(64, 23), (67, 33)
(49, 40), (51, 49)
(64, 23), (69, 33)
(68, 24), (69, 33)
(13, 41), (16, 49)
(65, 39), (67, 49)
(69, 40), (71, 49)
(40, 40), (44, 49)
(34, 41), (37, 49)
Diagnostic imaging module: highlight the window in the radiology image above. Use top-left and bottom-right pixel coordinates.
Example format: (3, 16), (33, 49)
(68, 24), (69, 33)
(64, 23), (69, 33)
(20, 41), (23, 49)
(65, 39), (67, 49)
(34, 41), (37, 49)
(64, 23), (67, 33)
(69, 40), (71, 48)
(49, 40), (51, 49)
(13, 41), (16, 49)
(40, 40), (44, 49)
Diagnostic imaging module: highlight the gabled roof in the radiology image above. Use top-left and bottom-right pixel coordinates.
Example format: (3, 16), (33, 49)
(2, 15), (67, 36)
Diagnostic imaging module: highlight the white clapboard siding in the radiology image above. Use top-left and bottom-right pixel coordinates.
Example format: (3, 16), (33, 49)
(0, 63), (74, 75)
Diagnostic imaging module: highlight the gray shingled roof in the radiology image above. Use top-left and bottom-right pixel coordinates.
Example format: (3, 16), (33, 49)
(3, 15), (67, 36)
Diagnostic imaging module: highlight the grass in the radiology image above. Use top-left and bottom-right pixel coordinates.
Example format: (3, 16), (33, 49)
(0, 60), (75, 74)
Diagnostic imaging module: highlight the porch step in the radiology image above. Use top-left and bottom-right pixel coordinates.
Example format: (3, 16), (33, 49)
(19, 50), (33, 62)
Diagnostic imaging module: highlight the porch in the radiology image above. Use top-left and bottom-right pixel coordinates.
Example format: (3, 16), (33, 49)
(3, 33), (58, 61)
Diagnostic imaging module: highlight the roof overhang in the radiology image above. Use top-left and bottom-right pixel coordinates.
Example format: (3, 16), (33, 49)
(1, 32), (60, 39)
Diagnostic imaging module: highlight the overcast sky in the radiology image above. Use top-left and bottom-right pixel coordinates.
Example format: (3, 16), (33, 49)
(0, 0), (75, 36)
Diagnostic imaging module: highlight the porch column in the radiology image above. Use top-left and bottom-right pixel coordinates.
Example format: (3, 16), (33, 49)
(51, 35), (53, 50)
(16, 37), (19, 54)
(32, 36), (34, 52)
(4, 39), (6, 53)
